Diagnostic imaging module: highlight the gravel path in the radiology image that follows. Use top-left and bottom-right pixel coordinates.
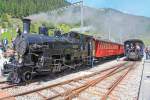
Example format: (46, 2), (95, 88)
(107, 62), (142, 100)
(0, 58), (143, 100)
(0, 59), (126, 100)
(66, 62), (142, 100)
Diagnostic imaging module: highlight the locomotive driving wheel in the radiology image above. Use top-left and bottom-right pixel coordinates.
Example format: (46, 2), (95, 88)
(7, 71), (21, 84)
(22, 70), (32, 83)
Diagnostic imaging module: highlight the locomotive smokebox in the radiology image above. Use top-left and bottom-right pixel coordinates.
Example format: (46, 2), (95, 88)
(22, 19), (31, 34)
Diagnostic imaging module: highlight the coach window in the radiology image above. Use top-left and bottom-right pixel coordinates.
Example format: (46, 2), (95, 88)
(100, 42), (101, 49)
(98, 42), (100, 49)
(96, 42), (98, 48)
(97, 42), (99, 49)
(103, 43), (104, 49)
(103, 43), (105, 49)
(100, 42), (102, 48)
(107, 43), (108, 49)
(96, 42), (98, 49)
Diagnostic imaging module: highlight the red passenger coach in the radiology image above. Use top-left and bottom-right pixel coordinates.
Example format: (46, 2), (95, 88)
(93, 39), (124, 59)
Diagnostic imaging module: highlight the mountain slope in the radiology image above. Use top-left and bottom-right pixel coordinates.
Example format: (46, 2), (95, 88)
(0, 0), (69, 17)
(28, 6), (150, 44)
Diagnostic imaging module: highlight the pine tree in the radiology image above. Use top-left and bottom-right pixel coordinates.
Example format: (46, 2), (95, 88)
(0, 0), (68, 18)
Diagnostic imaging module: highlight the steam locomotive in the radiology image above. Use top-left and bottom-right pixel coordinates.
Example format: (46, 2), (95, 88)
(124, 39), (144, 60)
(2, 19), (124, 83)
(2, 19), (93, 83)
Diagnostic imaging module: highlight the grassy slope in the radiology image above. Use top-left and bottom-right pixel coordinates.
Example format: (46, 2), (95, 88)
(0, 0), (69, 43)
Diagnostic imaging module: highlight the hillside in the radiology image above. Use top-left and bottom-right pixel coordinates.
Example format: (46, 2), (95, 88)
(28, 6), (150, 44)
(0, 0), (69, 43)
(0, 0), (69, 18)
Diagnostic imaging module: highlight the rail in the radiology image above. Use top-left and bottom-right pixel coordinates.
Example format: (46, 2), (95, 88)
(0, 62), (130, 100)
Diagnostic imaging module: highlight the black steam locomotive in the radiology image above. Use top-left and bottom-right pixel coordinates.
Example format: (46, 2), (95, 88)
(2, 19), (93, 83)
(124, 39), (144, 60)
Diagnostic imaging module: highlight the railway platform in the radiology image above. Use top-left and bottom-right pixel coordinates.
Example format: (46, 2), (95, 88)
(139, 59), (150, 100)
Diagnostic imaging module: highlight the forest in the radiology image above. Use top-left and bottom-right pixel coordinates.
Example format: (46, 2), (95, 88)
(0, 0), (68, 18)
(0, 0), (69, 43)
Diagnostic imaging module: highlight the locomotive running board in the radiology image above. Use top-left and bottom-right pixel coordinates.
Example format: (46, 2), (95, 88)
(65, 63), (83, 69)
(64, 64), (75, 69)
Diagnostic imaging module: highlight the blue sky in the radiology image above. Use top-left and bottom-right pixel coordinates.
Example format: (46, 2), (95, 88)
(67, 0), (150, 17)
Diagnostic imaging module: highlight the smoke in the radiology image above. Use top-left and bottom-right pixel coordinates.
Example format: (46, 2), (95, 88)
(27, 5), (81, 25)
(27, 6), (150, 42)
(70, 26), (94, 32)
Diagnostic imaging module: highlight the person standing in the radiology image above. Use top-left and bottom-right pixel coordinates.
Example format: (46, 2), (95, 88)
(148, 47), (150, 59)
(145, 47), (149, 59)
(2, 38), (8, 52)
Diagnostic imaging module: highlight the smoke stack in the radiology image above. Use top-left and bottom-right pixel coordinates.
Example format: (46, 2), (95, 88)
(22, 19), (31, 34)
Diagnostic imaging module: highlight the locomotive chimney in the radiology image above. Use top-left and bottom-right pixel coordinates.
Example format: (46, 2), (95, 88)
(22, 19), (31, 34)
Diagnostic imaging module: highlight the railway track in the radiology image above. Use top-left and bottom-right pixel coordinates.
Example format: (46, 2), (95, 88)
(0, 81), (18, 90)
(0, 75), (49, 90)
(0, 61), (139, 100)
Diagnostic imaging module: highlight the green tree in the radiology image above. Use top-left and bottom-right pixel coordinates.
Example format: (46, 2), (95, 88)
(0, 13), (12, 28)
(0, 0), (69, 18)
(57, 24), (71, 33)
